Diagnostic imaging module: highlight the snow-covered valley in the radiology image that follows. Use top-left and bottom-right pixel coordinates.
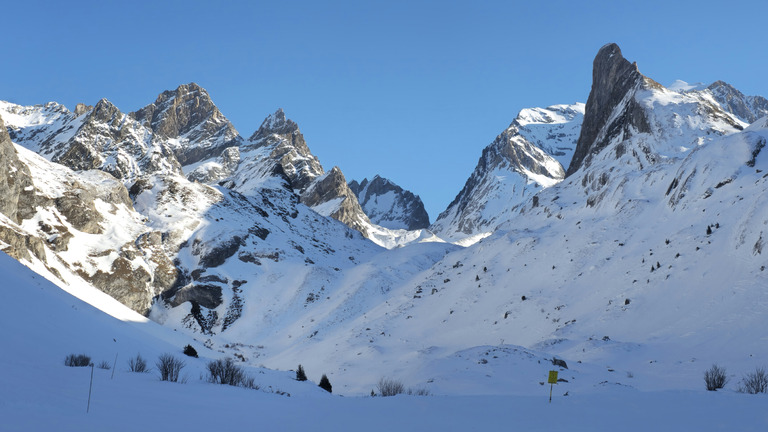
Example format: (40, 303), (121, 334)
(2, 43), (768, 430)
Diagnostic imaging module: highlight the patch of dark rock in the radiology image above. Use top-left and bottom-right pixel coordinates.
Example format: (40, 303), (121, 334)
(249, 226), (269, 240)
(199, 235), (246, 268)
(171, 283), (223, 309)
(552, 358), (568, 369)
(238, 252), (261, 265)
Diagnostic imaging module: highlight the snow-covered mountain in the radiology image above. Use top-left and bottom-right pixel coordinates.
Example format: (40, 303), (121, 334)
(187, 107), (388, 242)
(0, 87), (384, 328)
(3, 42), (768, 404)
(430, 103), (584, 244)
(348, 175), (430, 231)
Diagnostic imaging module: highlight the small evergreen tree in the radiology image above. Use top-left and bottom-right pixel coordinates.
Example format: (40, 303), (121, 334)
(183, 344), (198, 358)
(296, 364), (307, 381)
(318, 374), (332, 393)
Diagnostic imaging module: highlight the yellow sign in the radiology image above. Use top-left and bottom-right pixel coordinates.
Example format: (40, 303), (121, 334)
(548, 370), (558, 384)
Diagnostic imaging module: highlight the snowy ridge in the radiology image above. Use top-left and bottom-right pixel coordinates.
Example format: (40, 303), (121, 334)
(430, 103), (583, 244)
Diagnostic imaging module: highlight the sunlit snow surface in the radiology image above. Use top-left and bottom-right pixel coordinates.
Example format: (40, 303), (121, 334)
(1, 252), (767, 431)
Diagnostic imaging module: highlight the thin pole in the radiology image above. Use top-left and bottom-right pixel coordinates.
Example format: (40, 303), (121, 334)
(87, 364), (94, 413)
(111, 353), (118, 379)
(549, 383), (553, 403)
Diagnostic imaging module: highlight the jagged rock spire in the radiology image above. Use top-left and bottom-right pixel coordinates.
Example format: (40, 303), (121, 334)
(245, 109), (323, 193)
(566, 43), (651, 176)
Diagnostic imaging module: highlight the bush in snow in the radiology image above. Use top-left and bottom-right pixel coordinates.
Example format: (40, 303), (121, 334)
(406, 387), (431, 396)
(206, 358), (258, 389)
(377, 377), (406, 397)
(296, 364), (308, 381)
(737, 367), (768, 394)
(318, 374), (332, 393)
(156, 354), (185, 382)
(128, 354), (149, 373)
(704, 364), (727, 391)
(64, 354), (91, 367)
(97, 360), (111, 370)
(183, 344), (198, 358)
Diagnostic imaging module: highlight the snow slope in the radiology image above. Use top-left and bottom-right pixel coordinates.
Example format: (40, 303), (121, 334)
(1, 251), (767, 431)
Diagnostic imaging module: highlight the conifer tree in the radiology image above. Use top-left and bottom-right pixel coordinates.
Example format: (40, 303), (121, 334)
(296, 364), (307, 381)
(318, 374), (332, 393)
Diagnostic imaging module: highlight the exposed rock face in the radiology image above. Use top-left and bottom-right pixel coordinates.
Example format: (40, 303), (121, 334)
(131, 83), (242, 167)
(567, 43), (652, 177)
(303, 167), (371, 235)
(74, 103), (93, 116)
(245, 109), (323, 193)
(0, 115), (47, 263)
(39, 98), (183, 181)
(187, 146), (241, 184)
(0, 115), (34, 223)
(707, 80), (768, 124)
(349, 175), (430, 230)
(566, 43), (743, 187)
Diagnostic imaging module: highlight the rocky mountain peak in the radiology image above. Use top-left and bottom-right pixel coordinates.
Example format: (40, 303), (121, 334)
(88, 98), (121, 125)
(133, 82), (217, 134)
(431, 102), (581, 243)
(131, 82), (240, 166)
(244, 109), (322, 193)
(249, 108), (301, 140)
(566, 43), (652, 176)
(706, 80), (768, 124)
(348, 175), (430, 230)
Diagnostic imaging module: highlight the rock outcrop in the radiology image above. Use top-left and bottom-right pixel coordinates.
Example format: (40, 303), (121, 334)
(303, 167), (371, 235)
(566, 43), (652, 177)
(0, 115), (34, 223)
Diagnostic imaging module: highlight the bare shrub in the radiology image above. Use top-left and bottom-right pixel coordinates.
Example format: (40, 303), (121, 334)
(704, 364), (727, 391)
(737, 367), (768, 394)
(377, 377), (406, 397)
(406, 387), (431, 396)
(64, 354), (91, 367)
(156, 354), (185, 382)
(206, 358), (257, 388)
(128, 354), (149, 373)
(97, 360), (111, 370)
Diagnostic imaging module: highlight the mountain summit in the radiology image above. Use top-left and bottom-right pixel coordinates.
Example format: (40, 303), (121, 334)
(348, 175), (430, 230)
(430, 103), (583, 243)
(132, 82), (242, 167)
(567, 43), (654, 176)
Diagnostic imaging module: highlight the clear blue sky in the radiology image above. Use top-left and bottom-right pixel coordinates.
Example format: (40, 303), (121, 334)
(2, 0), (766, 220)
